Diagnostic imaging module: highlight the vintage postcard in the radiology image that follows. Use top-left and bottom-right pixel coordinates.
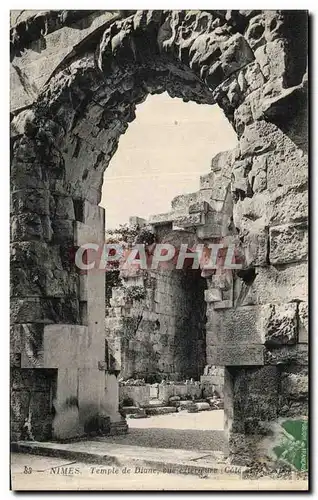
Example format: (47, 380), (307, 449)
(10, 9), (308, 491)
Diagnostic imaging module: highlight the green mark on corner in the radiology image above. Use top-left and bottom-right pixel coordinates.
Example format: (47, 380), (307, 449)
(273, 419), (308, 471)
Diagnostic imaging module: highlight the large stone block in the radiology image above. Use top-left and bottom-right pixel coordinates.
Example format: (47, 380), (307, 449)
(149, 210), (184, 226)
(229, 366), (280, 440)
(10, 11), (120, 112)
(207, 345), (264, 366)
(281, 373), (308, 400)
(265, 344), (308, 365)
(232, 193), (268, 234)
(220, 33), (255, 79)
(12, 136), (45, 161)
(29, 390), (52, 421)
(233, 184), (308, 237)
(11, 390), (30, 423)
(171, 193), (198, 211)
(10, 65), (34, 111)
(11, 214), (52, 242)
(298, 302), (308, 343)
(248, 154), (267, 193)
(11, 266), (47, 297)
(233, 95), (255, 136)
(200, 172), (230, 201)
(74, 221), (104, 246)
(278, 399), (308, 418)
(11, 189), (50, 216)
(231, 157), (253, 196)
(46, 270), (79, 297)
(206, 305), (265, 345)
(269, 183), (308, 225)
(51, 219), (74, 244)
(263, 303), (298, 346)
(266, 148), (307, 191)
(13, 324), (44, 368)
(210, 149), (234, 174)
(196, 212), (231, 239)
(10, 241), (62, 270)
(241, 228), (268, 267)
(11, 298), (46, 323)
(43, 325), (88, 369)
(208, 302), (298, 347)
(173, 212), (205, 228)
(239, 60), (265, 93)
(53, 196), (75, 220)
(11, 161), (48, 191)
(11, 297), (81, 324)
(11, 367), (54, 391)
(241, 263), (308, 305)
(204, 288), (222, 303)
(83, 201), (105, 230)
(232, 404), (278, 435)
(241, 365), (280, 397)
(188, 201), (209, 214)
(269, 222), (308, 264)
(239, 121), (275, 159)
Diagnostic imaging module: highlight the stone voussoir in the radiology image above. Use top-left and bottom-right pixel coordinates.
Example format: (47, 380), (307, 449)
(269, 222), (308, 265)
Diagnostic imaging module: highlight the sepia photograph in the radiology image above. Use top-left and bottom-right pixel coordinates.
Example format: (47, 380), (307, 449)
(9, 7), (309, 491)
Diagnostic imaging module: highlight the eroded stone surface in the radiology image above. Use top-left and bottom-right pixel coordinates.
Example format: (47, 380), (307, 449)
(241, 263), (308, 306)
(207, 345), (265, 366)
(269, 222), (308, 265)
(264, 344), (308, 365)
(263, 303), (298, 346)
(298, 302), (308, 344)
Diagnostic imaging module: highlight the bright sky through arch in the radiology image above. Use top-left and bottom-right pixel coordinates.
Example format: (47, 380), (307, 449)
(100, 92), (237, 229)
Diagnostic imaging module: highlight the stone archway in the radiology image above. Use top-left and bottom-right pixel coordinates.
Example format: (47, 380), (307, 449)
(11, 10), (308, 464)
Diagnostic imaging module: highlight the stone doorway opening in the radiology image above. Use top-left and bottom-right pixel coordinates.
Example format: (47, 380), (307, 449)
(102, 92), (237, 450)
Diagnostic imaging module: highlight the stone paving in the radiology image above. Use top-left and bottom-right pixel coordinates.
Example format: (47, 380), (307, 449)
(98, 410), (226, 451)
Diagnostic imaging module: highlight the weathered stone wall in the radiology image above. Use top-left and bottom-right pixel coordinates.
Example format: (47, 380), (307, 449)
(122, 111), (308, 463)
(11, 368), (57, 441)
(225, 109), (308, 466)
(10, 10), (123, 112)
(10, 9), (308, 465)
(106, 266), (206, 382)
